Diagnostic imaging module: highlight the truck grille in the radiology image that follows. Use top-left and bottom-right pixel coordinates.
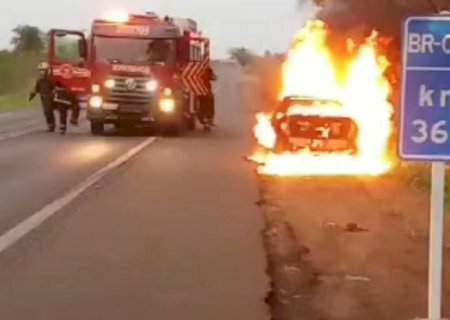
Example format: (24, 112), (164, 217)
(106, 76), (154, 104)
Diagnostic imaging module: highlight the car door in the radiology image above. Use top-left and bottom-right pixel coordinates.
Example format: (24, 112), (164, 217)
(47, 29), (90, 95)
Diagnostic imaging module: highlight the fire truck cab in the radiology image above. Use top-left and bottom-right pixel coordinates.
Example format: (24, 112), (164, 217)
(47, 12), (212, 135)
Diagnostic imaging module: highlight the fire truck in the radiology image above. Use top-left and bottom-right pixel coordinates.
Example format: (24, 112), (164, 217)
(46, 12), (213, 135)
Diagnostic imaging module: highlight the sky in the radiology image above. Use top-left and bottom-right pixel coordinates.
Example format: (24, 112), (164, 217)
(0, 0), (316, 58)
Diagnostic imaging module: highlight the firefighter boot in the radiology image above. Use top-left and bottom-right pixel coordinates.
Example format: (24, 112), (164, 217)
(58, 104), (68, 135)
(59, 125), (67, 135)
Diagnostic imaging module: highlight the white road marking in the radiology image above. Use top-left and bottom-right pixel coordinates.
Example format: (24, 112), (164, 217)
(0, 126), (41, 143)
(213, 84), (221, 94)
(0, 137), (156, 254)
(0, 112), (12, 118)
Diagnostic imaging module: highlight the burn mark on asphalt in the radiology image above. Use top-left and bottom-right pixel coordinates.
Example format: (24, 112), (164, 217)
(258, 177), (325, 320)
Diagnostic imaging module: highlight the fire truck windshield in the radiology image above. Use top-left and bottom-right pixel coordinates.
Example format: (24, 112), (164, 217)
(93, 36), (175, 65)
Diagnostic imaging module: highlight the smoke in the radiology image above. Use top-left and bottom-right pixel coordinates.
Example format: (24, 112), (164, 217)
(296, 0), (450, 73)
(303, 0), (450, 39)
(296, 0), (320, 26)
(320, 1), (425, 36)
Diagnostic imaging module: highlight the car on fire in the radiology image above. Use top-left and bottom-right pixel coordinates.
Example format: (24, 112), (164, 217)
(270, 96), (358, 154)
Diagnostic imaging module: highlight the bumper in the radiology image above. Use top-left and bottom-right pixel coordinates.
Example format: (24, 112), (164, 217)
(288, 137), (356, 152)
(87, 101), (182, 124)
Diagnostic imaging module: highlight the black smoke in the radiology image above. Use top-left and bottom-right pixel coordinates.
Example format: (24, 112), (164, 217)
(302, 0), (450, 39)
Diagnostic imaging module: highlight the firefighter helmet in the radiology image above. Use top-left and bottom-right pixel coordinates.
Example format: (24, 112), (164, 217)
(38, 62), (49, 71)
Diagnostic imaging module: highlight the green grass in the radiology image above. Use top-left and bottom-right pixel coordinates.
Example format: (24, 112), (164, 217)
(0, 93), (36, 112)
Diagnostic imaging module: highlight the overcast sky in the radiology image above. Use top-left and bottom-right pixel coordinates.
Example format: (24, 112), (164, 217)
(0, 0), (316, 57)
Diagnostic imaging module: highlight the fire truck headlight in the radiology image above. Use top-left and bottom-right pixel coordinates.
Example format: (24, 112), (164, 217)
(89, 96), (103, 109)
(92, 84), (101, 93)
(104, 79), (116, 89)
(145, 80), (158, 92)
(163, 87), (172, 96)
(159, 98), (176, 113)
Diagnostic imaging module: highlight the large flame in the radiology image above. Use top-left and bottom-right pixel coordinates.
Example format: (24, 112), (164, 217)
(252, 20), (394, 177)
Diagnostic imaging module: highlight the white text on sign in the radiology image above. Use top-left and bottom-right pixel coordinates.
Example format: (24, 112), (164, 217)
(419, 85), (450, 107)
(411, 120), (448, 144)
(408, 33), (450, 53)
(413, 86), (450, 144)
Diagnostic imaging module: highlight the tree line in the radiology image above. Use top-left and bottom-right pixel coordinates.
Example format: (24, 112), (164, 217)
(0, 24), (274, 95)
(0, 25), (45, 96)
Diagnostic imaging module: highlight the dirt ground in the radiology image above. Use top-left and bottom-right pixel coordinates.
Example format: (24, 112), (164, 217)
(241, 62), (450, 320)
(260, 175), (450, 320)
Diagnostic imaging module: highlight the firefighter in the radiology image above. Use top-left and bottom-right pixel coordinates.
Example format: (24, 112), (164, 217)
(70, 100), (81, 127)
(198, 66), (217, 129)
(29, 62), (56, 132)
(53, 84), (76, 134)
(146, 40), (170, 64)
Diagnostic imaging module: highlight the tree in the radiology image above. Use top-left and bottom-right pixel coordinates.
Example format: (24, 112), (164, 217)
(11, 25), (45, 54)
(228, 47), (255, 67)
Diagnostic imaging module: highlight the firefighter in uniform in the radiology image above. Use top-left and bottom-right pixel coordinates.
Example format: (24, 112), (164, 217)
(53, 84), (75, 135)
(199, 66), (217, 129)
(29, 62), (56, 132)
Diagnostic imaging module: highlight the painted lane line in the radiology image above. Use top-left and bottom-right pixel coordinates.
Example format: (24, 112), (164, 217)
(0, 137), (156, 254)
(213, 84), (221, 94)
(0, 126), (41, 143)
(0, 112), (12, 118)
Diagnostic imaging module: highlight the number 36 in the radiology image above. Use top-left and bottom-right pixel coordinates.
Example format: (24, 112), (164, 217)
(411, 120), (448, 144)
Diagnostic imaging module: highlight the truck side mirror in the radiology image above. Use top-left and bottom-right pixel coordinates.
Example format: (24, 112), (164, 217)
(78, 39), (87, 59)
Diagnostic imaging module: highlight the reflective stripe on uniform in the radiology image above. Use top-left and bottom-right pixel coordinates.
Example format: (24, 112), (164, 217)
(54, 98), (72, 105)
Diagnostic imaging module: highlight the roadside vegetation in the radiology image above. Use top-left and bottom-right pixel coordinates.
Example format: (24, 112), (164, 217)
(0, 25), (45, 112)
(390, 162), (450, 207)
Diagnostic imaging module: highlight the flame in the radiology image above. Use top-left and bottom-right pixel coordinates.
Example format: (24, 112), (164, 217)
(252, 20), (394, 177)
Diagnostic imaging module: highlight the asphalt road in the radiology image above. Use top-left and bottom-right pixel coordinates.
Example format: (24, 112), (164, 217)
(0, 108), (42, 139)
(0, 62), (269, 320)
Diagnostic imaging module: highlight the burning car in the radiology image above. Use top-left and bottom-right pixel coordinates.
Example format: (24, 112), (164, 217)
(251, 20), (394, 177)
(271, 96), (358, 154)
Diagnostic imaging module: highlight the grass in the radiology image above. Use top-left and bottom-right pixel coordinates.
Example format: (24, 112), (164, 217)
(0, 93), (36, 112)
(391, 162), (450, 208)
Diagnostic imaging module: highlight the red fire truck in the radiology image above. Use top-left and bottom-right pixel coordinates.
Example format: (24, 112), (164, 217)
(47, 12), (213, 135)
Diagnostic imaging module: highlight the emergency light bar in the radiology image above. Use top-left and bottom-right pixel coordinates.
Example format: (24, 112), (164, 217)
(103, 11), (129, 23)
(92, 22), (181, 38)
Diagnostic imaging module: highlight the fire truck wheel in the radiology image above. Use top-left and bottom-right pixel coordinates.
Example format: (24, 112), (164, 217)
(158, 123), (182, 137)
(186, 116), (196, 131)
(91, 121), (105, 135)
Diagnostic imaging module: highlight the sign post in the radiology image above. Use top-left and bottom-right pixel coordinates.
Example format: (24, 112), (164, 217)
(429, 162), (445, 319)
(400, 15), (450, 320)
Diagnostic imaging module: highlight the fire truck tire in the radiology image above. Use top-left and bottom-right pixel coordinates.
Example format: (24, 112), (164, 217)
(91, 121), (105, 135)
(158, 123), (183, 137)
(186, 116), (196, 131)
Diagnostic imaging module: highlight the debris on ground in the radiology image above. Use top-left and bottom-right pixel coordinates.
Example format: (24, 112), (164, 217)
(344, 275), (372, 282)
(344, 223), (369, 233)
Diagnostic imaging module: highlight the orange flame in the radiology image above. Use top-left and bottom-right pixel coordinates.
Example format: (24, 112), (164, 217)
(252, 20), (394, 177)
